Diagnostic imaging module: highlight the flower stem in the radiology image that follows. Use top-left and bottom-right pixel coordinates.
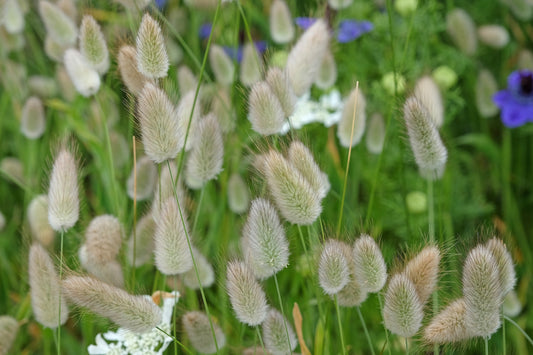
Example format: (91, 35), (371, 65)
(378, 293), (393, 355)
(191, 187), (205, 236)
(484, 336), (489, 355)
(156, 327), (194, 355)
(405, 337), (409, 355)
(256, 326), (267, 354)
(334, 295), (346, 355)
(502, 308), (506, 355)
(427, 178), (439, 355)
(57, 229), (64, 355)
(273, 273), (293, 354)
(357, 306), (376, 355)
(504, 315), (533, 347)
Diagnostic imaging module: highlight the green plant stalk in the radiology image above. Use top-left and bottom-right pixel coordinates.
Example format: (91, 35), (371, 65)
(504, 315), (533, 347)
(156, 326), (194, 355)
(131, 137), (137, 289)
(405, 337), (409, 355)
(57, 230), (64, 355)
(502, 308), (506, 355)
(334, 295), (347, 355)
(484, 336), (489, 355)
(256, 325), (267, 353)
(191, 187), (206, 235)
(427, 178), (439, 355)
(273, 273), (293, 353)
(378, 293), (393, 355)
(357, 306), (376, 355)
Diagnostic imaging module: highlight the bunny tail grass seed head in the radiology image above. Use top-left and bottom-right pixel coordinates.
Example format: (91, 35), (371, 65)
(0, 315), (18, 355)
(485, 238), (516, 299)
(176, 90), (201, 151)
(209, 44), (235, 86)
(446, 8), (477, 56)
(287, 140), (330, 199)
(478, 25), (509, 49)
(29, 243), (69, 328)
(2, 0), (24, 34)
(79, 15), (109, 75)
(242, 198), (289, 279)
(138, 83), (182, 163)
(48, 147), (79, 232)
(503, 290), (522, 317)
(337, 242), (369, 307)
(226, 260), (268, 326)
(286, 19), (330, 96)
(127, 155), (157, 201)
(403, 96), (447, 180)
(184, 114), (224, 189)
(366, 113), (386, 154)
(263, 308), (297, 355)
(353, 234), (387, 293)
(21, 96), (46, 139)
(383, 273), (424, 338)
(414, 76), (444, 128)
(424, 298), (471, 344)
(403, 245), (440, 305)
(240, 43), (263, 87)
(227, 173), (250, 214)
(44, 36), (68, 62)
(265, 67), (296, 117)
(154, 197), (193, 275)
(462, 245), (502, 338)
(64, 49), (101, 97)
(183, 311), (226, 354)
(83, 215), (123, 264)
(476, 69), (499, 118)
(136, 13), (168, 79)
(151, 161), (187, 220)
(118, 45), (152, 96)
(127, 213), (155, 267)
(337, 87), (367, 148)
(27, 194), (55, 247)
(62, 275), (161, 333)
(269, 0), (294, 44)
(38, 1), (77, 46)
(315, 49), (337, 90)
(177, 65), (198, 95)
(262, 150), (322, 225)
(248, 81), (286, 136)
(182, 247), (215, 289)
(28, 76), (58, 99)
(79, 247), (125, 288)
(318, 239), (350, 295)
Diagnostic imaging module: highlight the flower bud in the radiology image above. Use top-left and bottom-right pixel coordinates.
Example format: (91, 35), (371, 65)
(79, 15), (109, 74)
(21, 96), (46, 139)
(136, 14), (168, 79)
(432, 65), (457, 90)
(64, 49), (101, 97)
(269, 0), (294, 44)
(48, 148), (79, 232)
(446, 8), (477, 56)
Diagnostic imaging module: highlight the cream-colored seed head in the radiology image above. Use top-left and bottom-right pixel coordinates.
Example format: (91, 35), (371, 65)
(262, 308), (297, 355)
(2, 0), (24, 34)
(182, 247), (215, 290)
(265, 67), (296, 117)
(240, 43), (262, 87)
(476, 69), (499, 118)
(314, 49), (337, 90)
(287, 140), (330, 199)
(64, 49), (101, 97)
(248, 81), (286, 136)
(38, 1), (77, 46)
(83, 215), (123, 264)
(318, 239), (350, 295)
(27, 194), (55, 247)
(446, 8), (477, 56)
(414, 76), (444, 128)
(118, 45), (152, 96)
(136, 13), (168, 79)
(424, 298), (472, 344)
(338, 88), (367, 148)
(366, 113), (386, 154)
(227, 173), (250, 214)
(21, 96), (46, 139)
(79, 15), (109, 74)
(478, 25), (509, 49)
(209, 44), (235, 86)
(485, 238), (516, 299)
(48, 148), (79, 232)
(352, 234), (387, 293)
(403, 245), (440, 305)
(269, 0), (294, 44)
(0, 315), (19, 355)
(182, 311), (226, 354)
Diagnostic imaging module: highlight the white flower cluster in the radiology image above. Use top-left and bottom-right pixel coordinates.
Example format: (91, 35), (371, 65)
(88, 291), (179, 355)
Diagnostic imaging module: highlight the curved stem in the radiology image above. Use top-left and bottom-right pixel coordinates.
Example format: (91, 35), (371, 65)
(357, 306), (376, 355)
(504, 315), (533, 347)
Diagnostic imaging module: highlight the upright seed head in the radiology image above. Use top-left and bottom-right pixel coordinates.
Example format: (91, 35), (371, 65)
(414, 76), (444, 128)
(477, 25), (509, 49)
(177, 65), (198, 95)
(269, 0), (294, 44)
(184, 114), (224, 189)
(28, 243), (69, 328)
(154, 197), (193, 275)
(83, 215), (123, 264)
(403, 96), (447, 180)
(242, 198), (289, 279)
(151, 161), (187, 221)
(44, 36), (69, 62)
(38, 1), (77, 46)
(27, 194), (55, 247)
(56, 0), (77, 21)
(182, 311), (226, 354)
(64, 49), (101, 97)
(318, 239), (350, 295)
(485, 238), (516, 299)
(337, 241), (369, 307)
(182, 247), (215, 289)
(475, 69), (499, 118)
(383, 273), (424, 338)
(127, 155), (157, 201)
(424, 298), (472, 344)
(314, 49), (337, 90)
(78, 247), (125, 288)
(0, 315), (19, 355)
(48, 147), (79, 232)
(118, 45), (152, 96)
(240, 43), (263, 87)
(79, 15), (109, 74)
(226, 260), (268, 326)
(262, 150), (322, 225)
(366, 113), (386, 154)
(248, 81), (286, 136)
(227, 173), (250, 214)
(446, 8), (477, 56)
(403, 245), (440, 305)
(176, 90), (201, 151)
(209, 44), (235, 86)
(262, 308), (297, 355)
(136, 13), (168, 79)
(265, 67), (296, 117)
(2, 0), (24, 34)
(0, 157), (24, 185)
(462, 245), (502, 338)
(352, 234), (387, 293)
(127, 213), (155, 267)
(337, 88), (367, 148)
(286, 19), (330, 96)
(62, 275), (162, 333)
(287, 140), (330, 199)
(21, 96), (46, 139)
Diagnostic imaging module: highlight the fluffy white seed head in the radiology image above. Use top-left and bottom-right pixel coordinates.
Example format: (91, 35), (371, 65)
(263, 308), (297, 355)
(127, 155), (157, 201)
(318, 239), (350, 295)
(227, 173), (250, 214)
(113, 0), (150, 10)
(328, 0), (354, 10)
(21, 96), (46, 139)
(248, 81), (286, 135)
(383, 273), (424, 338)
(44, 36), (69, 63)
(127, 213), (155, 267)
(48, 148), (79, 232)
(414, 76), (444, 128)
(56, 0), (77, 21)
(185, 114), (224, 189)
(83, 215), (123, 264)
(446, 8), (477, 56)
(38, 1), (77, 46)
(503, 290), (522, 317)
(64, 49), (101, 97)
(2, 0), (24, 34)
(154, 197), (193, 275)
(462, 245), (502, 338)
(79, 15), (109, 74)
(287, 140), (330, 199)
(176, 90), (201, 151)
(27, 194), (55, 247)
(226, 260), (268, 326)
(0, 157), (24, 185)
(212, 87), (236, 133)
(62, 275), (162, 333)
(78, 247), (125, 288)
(478, 25), (509, 49)
(240, 43), (262, 87)
(366, 113), (386, 154)
(338, 88), (367, 148)
(262, 150), (322, 225)
(182, 247), (215, 289)
(151, 161), (187, 221)
(138, 83), (181, 163)
(424, 298), (472, 344)
(177, 65), (198, 95)
(315, 49), (337, 90)
(353, 234), (387, 293)
(28, 243), (69, 328)
(242, 198), (289, 279)
(269, 0), (294, 44)
(485, 238), (516, 299)
(476, 69), (499, 118)
(336, 242), (369, 307)
(403, 96), (447, 180)
(265, 67), (296, 117)
(403, 246), (440, 305)
(136, 13), (168, 79)
(209, 44), (234, 86)
(0, 315), (18, 355)
(182, 311), (226, 354)
(286, 19), (330, 96)
(118, 45), (152, 96)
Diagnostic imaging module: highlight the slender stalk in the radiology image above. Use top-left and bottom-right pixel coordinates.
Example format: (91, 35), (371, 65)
(156, 327), (194, 355)
(131, 136), (137, 288)
(256, 325), (267, 354)
(297, 225), (324, 319)
(57, 230), (64, 355)
(484, 336), (489, 355)
(427, 178), (439, 355)
(273, 274), (293, 353)
(504, 315), (533, 347)
(191, 187), (205, 236)
(378, 293), (393, 355)
(405, 337), (409, 355)
(357, 306), (376, 355)
(502, 308), (506, 355)
(334, 295), (347, 355)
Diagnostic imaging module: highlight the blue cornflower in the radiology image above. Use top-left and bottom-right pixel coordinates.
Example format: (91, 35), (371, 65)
(199, 23), (213, 40)
(154, 0), (167, 9)
(493, 70), (533, 128)
(295, 17), (373, 43)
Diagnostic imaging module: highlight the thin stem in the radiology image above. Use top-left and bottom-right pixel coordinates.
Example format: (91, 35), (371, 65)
(378, 293), (393, 355)
(191, 187), (205, 236)
(504, 315), (533, 347)
(256, 325), (267, 354)
(273, 274), (293, 354)
(484, 336), (489, 355)
(131, 136), (137, 288)
(57, 230), (64, 355)
(357, 306), (376, 355)
(334, 295), (347, 355)
(156, 327), (194, 355)
(405, 337), (409, 355)
(427, 178), (439, 355)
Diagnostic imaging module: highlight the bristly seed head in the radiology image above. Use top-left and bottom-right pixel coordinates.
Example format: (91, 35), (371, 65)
(64, 49), (101, 97)
(402, 245), (440, 305)
(0, 315), (19, 355)
(269, 0), (295, 44)
(21, 96), (46, 139)
(352, 234), (387, 293)
(424, 298), (472, 344)
(265, 67), (297, 117)
(337, 88), (367, 148)
(287, 140), (330, 199)
(182, 311), (226, 354)
(79, 15), (109, 75)
(485, 238), (516, 299)
(209, 44), (235, 86)
(318, 239), (350, 295)
(38, 1), (77, 46)
(136, 13), (168, 79)
(248, 81), (286, 136)
(118, 45), (152, 96)
(262, 308), (298, 355)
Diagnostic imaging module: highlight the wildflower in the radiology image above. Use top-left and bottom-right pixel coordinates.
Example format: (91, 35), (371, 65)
(270, 0), (295, 44)
(182, 311), (226, 354)
(493, 70), (533, 128)
(295, 18), (373, 43)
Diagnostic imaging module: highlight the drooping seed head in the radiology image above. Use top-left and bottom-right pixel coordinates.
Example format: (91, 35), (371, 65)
(248, 81), (286, 136)
(242, 198), (289, 279)
(136, 13), (168, 79)
(240, 43), (263, 87)
(286, 19), (330, 96)
(485, 238), (516, 299)
(127, 213), (155, 267)
(176, 90), (201, 151)
(265, 67), (296, 117)
(227, 173), (250, 214)
(446, 8), (477, 56)
(314, 49), (337, 90)
(64, 49), (101, 97)
(78, 247), (125, 288)
(83, 214), (123, 264)
(414, 76), (444, 128)
(318, 239), (350, 295)
(48, 147), (79, 232)
(226, 260), (268, 326)
(403, 96), (447, 180)
(62, 275), (162, 333)
(424, 298), (472, 344)
(209, 44), (235, 86)
(79, 15), (109, 74)
(127, 155), (157, 201)
(21, 96), (46, 139)
(0, 315), (18, 355)
(182, 311), (226, 354)
(177, 65), (198, 95)
(287, 140), (330, 199)
(2, 0), (24, 34)
(337, 88), (367, 147)
(353, 234), (387, 293)
(27, 194), (55, 247)
(182, 247), (215, 290)
(38, 1), (77, 46)
(383, 273), (424, 338)
(475, 69), (499, 118)
(403, 245), (440, 305)
(462, 245), (502, 338)
(262, 308), (297, 355)
(366, 113), (385, 154)
(478, 25), (509, 49)
(118, 45), (152, 96)
(269, 0), (294, 44)
(28, 243), (69, 328)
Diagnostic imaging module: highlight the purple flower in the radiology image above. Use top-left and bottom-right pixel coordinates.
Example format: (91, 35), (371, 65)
(223, 41), (267, 62)
(295, 17), (372, 43)
(199, 23), (213, 40)
(295, 17), (318, 30)
(154, 0), (167, 9)
(493, 70), (533, 128)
